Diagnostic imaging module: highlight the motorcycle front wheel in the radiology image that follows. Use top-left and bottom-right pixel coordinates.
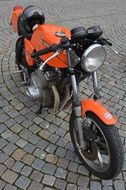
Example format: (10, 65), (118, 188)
(69, 111), (124, 179)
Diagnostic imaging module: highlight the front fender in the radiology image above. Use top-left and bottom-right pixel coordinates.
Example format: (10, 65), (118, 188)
(81, 99), (117, 125)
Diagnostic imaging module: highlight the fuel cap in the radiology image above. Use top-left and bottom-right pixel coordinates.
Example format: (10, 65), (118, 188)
(55, 31), (65, 37)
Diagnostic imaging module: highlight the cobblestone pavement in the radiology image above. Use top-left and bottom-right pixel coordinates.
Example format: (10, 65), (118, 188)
(0, 0), (126, 189)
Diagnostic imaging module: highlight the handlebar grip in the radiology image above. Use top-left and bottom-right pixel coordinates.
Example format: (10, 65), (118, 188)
(105, 40), (112, 46)
(31, 44), (58, 57)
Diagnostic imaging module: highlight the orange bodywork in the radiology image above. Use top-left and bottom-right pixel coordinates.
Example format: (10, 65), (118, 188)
(30, 24), (71, 68)
(81, 99), (117, 125)
(10, 6), (71, 68)
(10, 6), (23, 32)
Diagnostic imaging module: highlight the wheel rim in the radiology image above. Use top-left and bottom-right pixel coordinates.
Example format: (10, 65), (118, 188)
(73, 116), (111, 172)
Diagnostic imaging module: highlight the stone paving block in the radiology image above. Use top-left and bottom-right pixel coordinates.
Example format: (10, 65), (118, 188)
(7, 134), (19, 143)
(25, 111), (36, 120)
(52, 117), (63, 126)
(22, 119), (33, 129)
(40, 120), (50, 129)
(77, 176), (89, 188)
(65, 150), (76, 161)
(55, 127), (66, 137)
(55, 167), (68, 179)
(45, 114), (55, 122)
(45, 143), (57, 154)
(15, 115), (25, 124)
(78, 165), (89, 176)
(2, 169), (18, 184)
(33, 148), (46, 159)
(60, 121), (69, 131)
(57, 111), (67, 119)
(78, 187), (89, 190)
(11, 124), (23, 134)
(15, 175), (31, 190)
(4, 118), (16, 128)
(42, 174), (56, 187)
(30, 170), (43, 182)
(102, 180), (113, 186)
(54, 178), (67, 190)
(0, 152), (9, 163)
(43, 188), (55, 190)
(3, 143), (17, 155)
(39, 129), (51, 139)
(65, 133), (71, 142)
(0, 138), (8, 149)
(12, 161), (24, 173)
(45, 154), (58, 164)
(55, 147), (67, 158)
(19, 129), (32, 140)
(103, 186), (113, 190)
(36, 139), (49, 150)
(27, 181), (43, 190)
(0, 124), (7, 133)
(42, 163), (57, 175)
(12, 148), (26, 161)
(3, 184), (17, 190)
(32, 158), (45, 171)
(29, 124), (41, 134)
(57, 157), (69, 169)
(4, 157), (15, 169)
(22, 154), (35, 165)
(48, 133), (59, 144)
(56, 137), (69, 147)
(0, 179), (6, 190)
(20, 166), (32, 177)
(0, 164), (6, 176)
(68, 161), (79, 172)
(66, 184), (77, 190)
(16, 138), (28, 148)
(114, 180), (125, 190)
(47, 124), (58, 133)
(23, 143), (36, 153)
(33, 116), (43, 124)
(1, 130), (13, 139)
(90, 181), (102, 190)
(0, 113), (9, 122)
(67, 171), (79, 184)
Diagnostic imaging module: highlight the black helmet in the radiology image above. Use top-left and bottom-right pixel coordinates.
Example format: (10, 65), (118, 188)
(22, 5), (45, 33)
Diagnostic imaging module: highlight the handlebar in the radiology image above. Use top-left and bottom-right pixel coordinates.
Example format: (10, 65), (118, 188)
(31, 36), (112, 58)
(98, 38), (112, 46)
(31, 37), (71, 58)
(31, 44), (58, 57)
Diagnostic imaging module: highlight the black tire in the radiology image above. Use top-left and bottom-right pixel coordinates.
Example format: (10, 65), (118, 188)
(69, 111), (124, 179)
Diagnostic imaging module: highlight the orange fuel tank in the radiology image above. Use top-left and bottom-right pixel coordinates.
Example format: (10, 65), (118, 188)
(30, 24), (71, 68)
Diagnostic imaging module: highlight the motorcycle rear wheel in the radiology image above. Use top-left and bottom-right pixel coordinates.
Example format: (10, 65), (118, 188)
(69, 111), (124, 179)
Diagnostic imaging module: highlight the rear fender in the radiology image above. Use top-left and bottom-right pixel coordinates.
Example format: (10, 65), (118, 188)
(81, 99), (117, 125)
(10, 6), (23, 32)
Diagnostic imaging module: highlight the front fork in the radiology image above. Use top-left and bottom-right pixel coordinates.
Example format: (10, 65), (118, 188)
(67, 49), (85, 149)
(67, 49), (101, 149)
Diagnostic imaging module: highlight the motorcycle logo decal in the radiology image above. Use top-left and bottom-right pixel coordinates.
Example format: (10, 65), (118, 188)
(105, 112), (112, 119)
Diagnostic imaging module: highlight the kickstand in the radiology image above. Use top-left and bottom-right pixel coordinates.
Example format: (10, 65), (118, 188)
(36, 104), (43, 115)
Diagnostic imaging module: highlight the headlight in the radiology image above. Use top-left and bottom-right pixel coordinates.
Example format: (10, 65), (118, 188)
(81, 44), (106, 72)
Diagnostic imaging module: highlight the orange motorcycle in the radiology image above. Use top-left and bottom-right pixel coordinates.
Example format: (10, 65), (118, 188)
(10, 5), (124, 179)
